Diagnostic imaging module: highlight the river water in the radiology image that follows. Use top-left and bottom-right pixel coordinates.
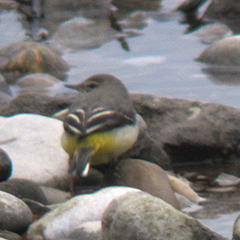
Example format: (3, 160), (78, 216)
(0, 0), (240, 238)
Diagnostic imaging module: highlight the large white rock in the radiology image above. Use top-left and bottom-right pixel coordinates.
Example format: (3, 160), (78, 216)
(27, 187), (139, 240)
(0, 113), (69, 189)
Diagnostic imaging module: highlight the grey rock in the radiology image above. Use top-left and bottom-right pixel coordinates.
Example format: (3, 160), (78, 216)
(175, 0), (207, 13)
(9, 73), (65, 97)
(40, 186), (69, 204)
(27, 187), (139, 240)
(193, 23), (232, 44)
(0, 178), (48, 204)
(196, 35), (240, 66)
(0, 191), (33, 234)
(112, 0), (160, 12)
(50, 17), (116, 51)
(0, 148), (12, 182)
(203, 0), (240, 20)
(106, 158), (180, 210)
(23, 199), (51, 217)
(0, 91), (12, 110)
(131, 93), (240, 164)
(0, 91), (77, 117)
(0, 230), (22, 240)
(102, 191), (229, 240)
(69, 221), (101, 240)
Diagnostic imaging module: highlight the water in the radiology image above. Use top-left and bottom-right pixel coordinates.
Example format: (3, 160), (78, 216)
(1, 1), (240, 238)
(199, 211), (240, 239)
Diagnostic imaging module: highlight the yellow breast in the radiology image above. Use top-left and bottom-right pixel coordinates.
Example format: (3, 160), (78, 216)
(61, 124), (139, 166)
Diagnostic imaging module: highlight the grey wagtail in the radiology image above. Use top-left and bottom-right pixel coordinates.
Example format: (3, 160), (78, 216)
(61, 74), (139, 182)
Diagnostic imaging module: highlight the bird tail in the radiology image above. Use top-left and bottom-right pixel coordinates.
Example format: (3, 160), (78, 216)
(69, 146), (96, 177)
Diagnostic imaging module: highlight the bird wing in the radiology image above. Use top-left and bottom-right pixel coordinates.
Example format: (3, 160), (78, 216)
(64, 107), (135, 137)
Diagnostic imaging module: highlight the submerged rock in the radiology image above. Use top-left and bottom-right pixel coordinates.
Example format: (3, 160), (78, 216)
(193, 23), (232, 44)
(214, 173), (240, 187)
(196, 35), (240, 66)
(50, 17), (116, 51)
(0, 40), (71, 83)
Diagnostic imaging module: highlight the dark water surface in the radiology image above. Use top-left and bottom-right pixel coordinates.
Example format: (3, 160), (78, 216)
(1, 0), (240, 238)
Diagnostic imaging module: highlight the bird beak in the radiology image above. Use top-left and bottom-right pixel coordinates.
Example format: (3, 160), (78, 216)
(64, 83), (83, 91)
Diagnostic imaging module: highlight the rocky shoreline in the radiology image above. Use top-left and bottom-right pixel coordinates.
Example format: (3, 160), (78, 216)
(0, 0), (240, 239)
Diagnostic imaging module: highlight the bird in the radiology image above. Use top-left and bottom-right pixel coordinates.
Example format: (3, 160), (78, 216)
(61, 74), (139, 193)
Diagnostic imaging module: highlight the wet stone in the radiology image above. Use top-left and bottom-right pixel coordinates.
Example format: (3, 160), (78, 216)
(0, 191), (33, 234)
(0, 178), (48, 204)
(0, 148), (12, 182)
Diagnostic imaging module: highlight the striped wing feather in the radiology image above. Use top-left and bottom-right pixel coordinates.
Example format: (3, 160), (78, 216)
(64, 108), (134, 136)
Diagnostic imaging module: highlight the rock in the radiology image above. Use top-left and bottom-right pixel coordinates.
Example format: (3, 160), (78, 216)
(0, 91), (12, 110)
(203, 0), (240, 20)
(0, 230), (22, 240)
(0, 191), (33, 234)
(15, 73), (60, 88)
(0, 91), (77, 116)
(119, 11), (148, 29)
(167, 174), (206, 204)
(112, 0), (160, 12)
(131, 93), (240, 164)
(10, 73), (65, 97)
(196, 35), (240, 66)
(72, 167), (105, 195)
(27, 187), (140, 240)
(23, 199), (51, 219)
(175, 0), (207, 13)
(0, 113), (69, 190)
(0, 178), (48, 204)
(193, 23), (232, 44)
(102, 191), (229, 240)
(0, 148), (12, 181)
(0, 0), (19, 11)
(214, 173), (240, 187)
(0, 40), (71, 83)
(68, 221), (101, 240)
(40, 186), (69, 204)
(106, 158), (180, 209)
(50, 17), (116, 51)
(233, 215), (240, 240)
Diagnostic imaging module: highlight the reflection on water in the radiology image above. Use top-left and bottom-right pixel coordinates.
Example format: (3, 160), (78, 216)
(201, 65), (240, 86)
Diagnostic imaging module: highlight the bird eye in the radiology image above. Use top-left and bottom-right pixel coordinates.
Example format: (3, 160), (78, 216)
(87, 83), (97, 89)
